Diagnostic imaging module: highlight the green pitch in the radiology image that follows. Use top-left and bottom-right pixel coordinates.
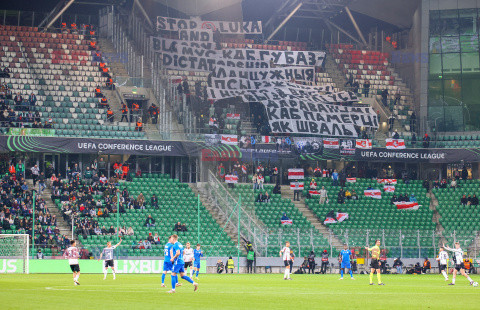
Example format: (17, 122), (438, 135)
(1, 274), (479, 309)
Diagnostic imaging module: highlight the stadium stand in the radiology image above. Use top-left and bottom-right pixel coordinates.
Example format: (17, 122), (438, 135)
(53, 173), (236, 257)
(305, 177), (437, 258)
(0, 25), (144, 139)
(433, 179), (480, 248)
(228, 183), (331, 257)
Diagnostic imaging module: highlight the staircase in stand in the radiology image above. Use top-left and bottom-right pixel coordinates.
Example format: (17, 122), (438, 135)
(189, 184), (245, 254)
(427, 191), (446, 245)
(280, 185), (344, 251)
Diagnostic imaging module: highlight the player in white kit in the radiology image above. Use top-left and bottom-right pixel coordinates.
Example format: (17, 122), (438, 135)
(436, 246), (449, 281)
(183, 242), (195, 278)
(444, 242), (474, 285)
(279, 241), (292, 280)
(98, 237), (122, 280)
(64, 240), (80, 285)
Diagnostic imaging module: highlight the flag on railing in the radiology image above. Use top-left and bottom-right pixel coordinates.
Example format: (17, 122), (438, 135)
(221, 134), (238, 145)
(226, 113), (240, 120)
(290, 182), (304, 190)
(384, 185), (395, 192)
(336, 212), (349, 223)
(323, 138), (339, 149)
(281, 219), (293, 225)
(288, 168), (304, 180)
(309, 190), (320, 195)
(386, 138), (406, 149)
(394, 201), (420, 210)
(225, 175), (238, 184)
(324, 217), (337, 224)
(346, 177), (357, 183)
(355, 139), (372, 149)
(262, 136), (272, 143)
(377, 179), (397, 184)
(364, 189), (382, 199)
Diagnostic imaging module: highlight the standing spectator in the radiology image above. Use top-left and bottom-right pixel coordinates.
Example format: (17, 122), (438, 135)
(332, 169), (339, 186)
(16, 160), (25, 178)
(388, 114), (395, 131)
(293, 180), (301, 201)
(381, 89), (389, 107)
(28, 92), (37, 107)
(14, 92), (23, 106)
(393, 90), (401, 105)
(363, 80), (370, 97)
(31, 164), (40, 186)
(319, 186), (328, 205)
(410, 112), (416, 132)
(423, 134), (430, 148)
(308, 251), (316, 274)
(344, 74), (353, 87)
(98, 157), (106, 177)
(38, 172), (46, 195)
(320, 250), (329, 274)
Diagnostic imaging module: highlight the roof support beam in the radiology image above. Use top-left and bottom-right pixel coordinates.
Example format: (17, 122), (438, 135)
(324, 19), (363, 46)
(344, 6), (367, 46)
(265, 1), (303, 43)
(134, 0), (154, 29)
(39, 0), (76, 30)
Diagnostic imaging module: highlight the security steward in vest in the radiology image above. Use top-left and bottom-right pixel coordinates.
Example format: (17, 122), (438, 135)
(227, 256), (235, 273)
(120, 103), (128, 122)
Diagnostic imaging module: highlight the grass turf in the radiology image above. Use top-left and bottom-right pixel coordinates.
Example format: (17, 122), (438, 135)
(1, 273), (480, 309)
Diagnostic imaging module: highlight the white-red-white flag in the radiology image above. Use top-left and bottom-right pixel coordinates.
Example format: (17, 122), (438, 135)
(364, 189), (382, 199)
(384, 185), (395, 192)
(336, 212), (349, 222)
(386, 138), (406, 149)
(323, 138), (339, 149)
(262, 136), (272, 143)
(355, 139), (372, 149)
(290, 182), (304, 190)
(377, 179), (397, 184)
(221, 135), (238, 145)
(346, 178), (357, 183)
(324, 217), (337, 224)
(226, 113), (240, 120)
(288, 168), (304, 180)
(225, 175), (238, 184)
(308, 190), (320, 195)
(281, 219), (293, 225)
(394, 201), (420, 210)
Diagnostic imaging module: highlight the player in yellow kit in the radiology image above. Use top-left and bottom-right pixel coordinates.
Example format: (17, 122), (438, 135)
(365, 239), (385, 285)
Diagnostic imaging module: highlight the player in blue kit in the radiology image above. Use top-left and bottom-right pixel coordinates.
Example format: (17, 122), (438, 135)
(339, 244), (354, 280)
(161, 235), (174, 287)
(192, 244), (204, 280)
(168, 234), (199, 293)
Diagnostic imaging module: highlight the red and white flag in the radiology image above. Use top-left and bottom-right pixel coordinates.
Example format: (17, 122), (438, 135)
(346, 178), (357, 183)
(281, 219), (293, 225)
(336, 212), (349, 223)
(221, 135), (238, 145)
(355, 139), (372, 149)
(384, 185), (395, 192)
(364, 189), (382, 199)
(394, 201), (420, 210)
(386, 138), (406, 149)
(324, 217), (337, 224)
(377, 179), (397, 184)
(290, 182), (304, 190)
(323, 138), (339, 149)
(309, 190), (320, 195)
(225, 175), (238, 184)
(226, 113), (240, 120)
(288, 168), (304, 180)
(262, 136), (272, 143)
(241, 165), (247, 174)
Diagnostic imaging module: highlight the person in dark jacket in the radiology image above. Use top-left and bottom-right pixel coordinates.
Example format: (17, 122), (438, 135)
(320, 250), (329, 274)
(393, 257), (403, 274)
(308, 251), (316, 274)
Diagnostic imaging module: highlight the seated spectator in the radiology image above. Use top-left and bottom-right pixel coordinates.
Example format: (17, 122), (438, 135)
(256, 192), (265, 203)
(450, 178), (457, 189)
(108, 225), (115, 234)
(145, 214), (155, 227)
(153, 233), (161, 244)
(174, 221), (182, 232)
(273, 183), (281, 194)
(472, 194), (479, 206)
(351, 190), (358, 200)
(461, 195), (468, 206)
(127, 226), (134, 235)
(147, 232), (154, 243)
(181, 223), (188, 231)
(216, 259), (225, 273)
(345, 190), (352, 199)
(337, 189), (345, 204)
(0, 67), (10, 78)
(14, 92), (23, 106)
(422, 258), (431, 274)
(467, 194), (473, 206)
(151, 194), (159, 208)
(137, 193), (145, 207)
(409, 194), (417, 203)
(440, 179), (447, 188)
(264, 191), (270, 203)
(391, 195), (398, 204)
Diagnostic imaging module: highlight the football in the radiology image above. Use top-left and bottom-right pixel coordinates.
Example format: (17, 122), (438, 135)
(473, 282), (479, 287)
